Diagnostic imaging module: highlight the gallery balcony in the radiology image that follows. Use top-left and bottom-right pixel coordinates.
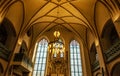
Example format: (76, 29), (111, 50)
(104, 40), (120, 63)
(0, 43), (11, 61)
(13, 53), (33, 72)
(92, 60), (100, 72)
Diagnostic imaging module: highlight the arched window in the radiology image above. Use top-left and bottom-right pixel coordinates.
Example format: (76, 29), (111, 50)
(33, 39), (48, 76)
(70, 40), (82, 76)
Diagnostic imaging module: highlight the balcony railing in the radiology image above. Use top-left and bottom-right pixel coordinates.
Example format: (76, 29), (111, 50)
(13, 53), (33, 72)
(104, 40), (120, 63)
(92, 60), (100, 71)
(0, 43), (11, 61)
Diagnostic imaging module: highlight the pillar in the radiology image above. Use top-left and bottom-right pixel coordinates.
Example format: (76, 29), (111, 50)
(95, 39), (108, 76)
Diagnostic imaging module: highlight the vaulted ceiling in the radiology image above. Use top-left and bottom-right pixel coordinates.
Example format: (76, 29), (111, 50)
(22, 0), (97, 42)
(5, 0), (99, 44)
(2, 0), (119, 50)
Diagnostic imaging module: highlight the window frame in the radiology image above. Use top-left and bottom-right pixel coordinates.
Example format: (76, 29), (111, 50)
(32, 39), (48, 76)
(70, 40), (83, 76)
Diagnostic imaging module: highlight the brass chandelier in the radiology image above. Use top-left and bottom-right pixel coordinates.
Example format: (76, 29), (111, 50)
(48, 31), (65, 57)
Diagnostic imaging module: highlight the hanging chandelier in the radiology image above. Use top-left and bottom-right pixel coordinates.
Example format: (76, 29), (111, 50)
(48, 31), (65, 57)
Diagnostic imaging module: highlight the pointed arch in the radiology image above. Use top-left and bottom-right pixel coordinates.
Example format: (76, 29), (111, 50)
(101, 19), (119, 51)
(0, 18), (16, 45)
(0, 17), (17, 52)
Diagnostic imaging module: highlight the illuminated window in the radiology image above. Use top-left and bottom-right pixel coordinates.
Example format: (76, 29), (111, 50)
(60, 52), (64, 57)
(70, 40), (82, 76)
(33, 39), (48, 76)
(54, 53), (57, 57)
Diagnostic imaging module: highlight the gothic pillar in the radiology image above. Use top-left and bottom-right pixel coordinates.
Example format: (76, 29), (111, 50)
(81, 43), (92, 76)
(95, 39), (109, 76)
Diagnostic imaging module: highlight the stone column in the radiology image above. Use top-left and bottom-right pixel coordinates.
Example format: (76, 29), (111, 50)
(95, 39), (108, 76)
(81, 43), (92, 76)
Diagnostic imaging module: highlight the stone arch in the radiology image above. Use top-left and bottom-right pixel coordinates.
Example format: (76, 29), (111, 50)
(0, 18), (17, 51)
(111, 62), (120, 76)
(101, 19), (119, 51)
